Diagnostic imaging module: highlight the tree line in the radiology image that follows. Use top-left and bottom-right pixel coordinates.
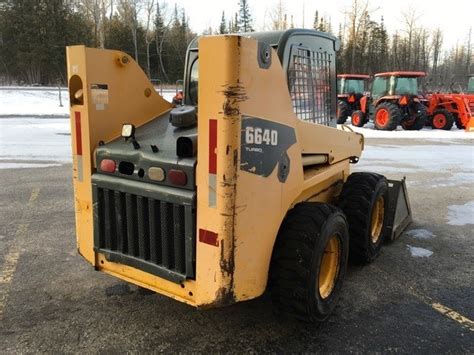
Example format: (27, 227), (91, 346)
(0, 0), (472, 90)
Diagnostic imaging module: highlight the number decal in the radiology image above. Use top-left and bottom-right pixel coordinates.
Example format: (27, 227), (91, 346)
(245, 126), (278, 146)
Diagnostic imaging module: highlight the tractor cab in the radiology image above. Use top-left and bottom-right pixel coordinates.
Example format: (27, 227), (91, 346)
(337, 74), (369, 96)
(468, 76), (474, 94)
(336, 74), (370, 124)
(371, 71), (425, 100)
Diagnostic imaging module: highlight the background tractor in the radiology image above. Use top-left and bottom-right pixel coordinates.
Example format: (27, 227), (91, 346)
(354, 71), (428, 130)
(425, 86), (474, 131)
(67, 29), (411, 323)
(336, 74), (370, 124)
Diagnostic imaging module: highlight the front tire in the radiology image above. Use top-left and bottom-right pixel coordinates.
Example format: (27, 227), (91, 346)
(351, 110), (366, 127)
(374, 102), (402, 130)
(338, 173), (389, 264)
(431, 109), (454, 130)
(270, 203), (349, 322)
(337, 100), (352, 124)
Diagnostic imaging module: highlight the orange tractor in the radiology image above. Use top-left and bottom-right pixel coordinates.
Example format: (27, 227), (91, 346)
(425, 75), (474, 131)
(336, 74), (370, 124)
(353, 71), (427, 130)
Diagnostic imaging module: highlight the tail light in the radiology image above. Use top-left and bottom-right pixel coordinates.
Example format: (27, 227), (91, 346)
(169, 169), (187, 186)
(100, 159), (116, 173)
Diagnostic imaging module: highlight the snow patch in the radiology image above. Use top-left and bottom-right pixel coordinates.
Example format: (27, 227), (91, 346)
(340, 123), (473, 140)
(406, 245), (434, 257)
(0, 162), (62, 169)
(0, 87), (174, 117)
(405, 229), (436, 239)
(447, 201), (474, 226)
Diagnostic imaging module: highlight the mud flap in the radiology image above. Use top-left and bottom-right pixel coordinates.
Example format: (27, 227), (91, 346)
(384, 177), (412, 242)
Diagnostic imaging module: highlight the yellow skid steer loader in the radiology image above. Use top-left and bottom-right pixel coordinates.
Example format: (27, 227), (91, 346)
(67, 29), (411, 322)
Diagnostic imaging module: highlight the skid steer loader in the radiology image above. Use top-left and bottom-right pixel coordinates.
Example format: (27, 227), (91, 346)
(67, 29), (412, 322)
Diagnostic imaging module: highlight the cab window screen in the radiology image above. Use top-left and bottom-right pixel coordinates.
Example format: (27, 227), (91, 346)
(288, 46), (332, 125)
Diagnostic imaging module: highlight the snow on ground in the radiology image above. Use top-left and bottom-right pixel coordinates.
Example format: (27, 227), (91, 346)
(0, 118), (71, 167)
(404, 229), (436, 240)
(0, 87), (175, 117)
(0, 88), (69, 117)
(406, 245), (434, 258)
(447, 201), (474, 226)
(339, 122), (473, 140)
(354, 144), (474, 186)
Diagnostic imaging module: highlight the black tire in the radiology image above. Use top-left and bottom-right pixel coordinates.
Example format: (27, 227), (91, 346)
(337, 100), (352, 124)
(351, 110), (367, 127)
(401, 103), (427, 130)
(374, 102), (402, 130)
(454, 113), (464, 129)
(338, 173), (389, 264)
(270, 203), (349, 322)
(430, 109), (454, 130)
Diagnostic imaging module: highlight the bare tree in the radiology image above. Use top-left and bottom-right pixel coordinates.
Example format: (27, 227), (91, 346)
(345, 0), (370, 72)
(118, 0), (142, 61)
(143, 0), (156, 78)
(270, 0), (287, 30)
(79, 0), (112, 48)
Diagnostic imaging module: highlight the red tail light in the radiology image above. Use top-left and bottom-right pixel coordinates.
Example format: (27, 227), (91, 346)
(169, 169), (187, 186)
(100, 159), (116, 173)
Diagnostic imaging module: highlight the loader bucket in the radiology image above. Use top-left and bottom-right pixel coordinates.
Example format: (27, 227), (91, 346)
(384, 178), (412, 242)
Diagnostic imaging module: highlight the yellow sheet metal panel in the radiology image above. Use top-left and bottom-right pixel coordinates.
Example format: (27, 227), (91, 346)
(67, 46), (172, 268)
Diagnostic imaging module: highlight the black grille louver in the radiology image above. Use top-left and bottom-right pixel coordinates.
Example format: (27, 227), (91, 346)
(92, 175), (195, 283)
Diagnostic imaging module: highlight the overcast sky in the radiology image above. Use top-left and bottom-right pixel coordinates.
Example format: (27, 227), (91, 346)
(167, 0), (472, 49)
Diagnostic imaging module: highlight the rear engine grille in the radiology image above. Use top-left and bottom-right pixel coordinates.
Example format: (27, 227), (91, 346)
(92, 176), (195, 283)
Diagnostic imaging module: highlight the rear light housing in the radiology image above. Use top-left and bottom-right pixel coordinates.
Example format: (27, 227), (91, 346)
(100, 159), (116, 173)
(168, 169), (187, 186)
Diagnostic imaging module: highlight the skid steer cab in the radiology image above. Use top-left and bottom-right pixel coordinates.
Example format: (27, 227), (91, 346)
(67, 29), (412, 322)
(353, 71), (428, 130)
(336, 74), (370, 124)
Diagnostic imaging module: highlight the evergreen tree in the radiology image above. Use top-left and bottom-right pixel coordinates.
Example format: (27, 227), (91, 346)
(237, 0), (253, 32)
(219, 11), (227, 34)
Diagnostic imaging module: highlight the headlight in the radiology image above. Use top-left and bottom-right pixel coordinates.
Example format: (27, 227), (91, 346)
(121, 123), (135, 139)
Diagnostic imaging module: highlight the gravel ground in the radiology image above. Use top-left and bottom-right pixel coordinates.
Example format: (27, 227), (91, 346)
(0, 137), (473, 352)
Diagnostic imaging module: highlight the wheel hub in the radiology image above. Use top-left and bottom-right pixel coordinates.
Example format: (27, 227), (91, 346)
(318, 234), (341, 299)
(370, 196), (385, 243)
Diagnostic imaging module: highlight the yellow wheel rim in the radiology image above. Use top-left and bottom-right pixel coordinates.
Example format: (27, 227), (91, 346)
(318, 234), (341, 299)
(371, 196), (385, 244)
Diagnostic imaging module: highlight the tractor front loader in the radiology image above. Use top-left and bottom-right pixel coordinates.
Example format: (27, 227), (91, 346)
(336, 74), (370, 125)
(358, 72), (428, 130)
(67, 29), (412, 323)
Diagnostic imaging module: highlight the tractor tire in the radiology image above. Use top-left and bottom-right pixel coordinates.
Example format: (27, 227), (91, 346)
(270, 202), (349, 322)
(338, 172), (389, 264)
(337, 100), (352, 124)
(401, 103), (427, 130)
(374, 102), (402, 130)
(431, 109), (454, 130)
(351, 110), (366, 127)
(454, 114), (464, 129)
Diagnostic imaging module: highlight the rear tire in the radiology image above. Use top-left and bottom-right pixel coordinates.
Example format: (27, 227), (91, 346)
(337, 100), (352, 124)
(431, 109), (454, 130)
(374, 102), (402, 130)
(351, 110), (366, 127)
(401, 103), (427, 130)
(270, 203), (349, 322)
(338, 173), (389, 264)
(454, 114), (464, 129)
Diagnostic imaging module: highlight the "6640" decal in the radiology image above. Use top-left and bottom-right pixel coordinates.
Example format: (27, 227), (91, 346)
(245, 126), (278, 146)
(240, 116), (296, 178)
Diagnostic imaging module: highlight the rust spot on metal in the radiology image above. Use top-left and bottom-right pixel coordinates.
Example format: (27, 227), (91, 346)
(221, 83), (248, 117)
